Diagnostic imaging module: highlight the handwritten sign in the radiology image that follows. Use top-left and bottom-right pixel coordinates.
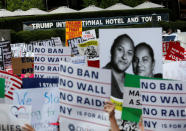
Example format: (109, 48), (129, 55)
(13, 88), (59, 131)
(0, 104), (31, 129)
(141, 79), (186, 131)
(59, 61), (111, 130)
(34, 45), (71, 78)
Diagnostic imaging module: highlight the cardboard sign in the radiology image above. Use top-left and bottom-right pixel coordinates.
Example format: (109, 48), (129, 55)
(12, 57), (34, 75)
(0, 104), (31, 128)
(59, 61), (111, 130)
(141, 79), (186, 131)
(165, 42), (184, 61)
(22, 78), (58, 88)
(34, 45), (71, 78)
(13, 88), (59, 131)
(0, 70), (22, 103)
(66, 21), (82, 46)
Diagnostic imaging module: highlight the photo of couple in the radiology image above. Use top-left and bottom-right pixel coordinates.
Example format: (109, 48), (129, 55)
(100, 28), (162, 99)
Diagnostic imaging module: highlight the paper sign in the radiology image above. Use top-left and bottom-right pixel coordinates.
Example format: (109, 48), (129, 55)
(0, 70), (22, 103)
(66, 21), (82, 46)
(82, 29), (96, 41)
(59, 61), (111, 130)
(22, 78), (58, 88)
(12, 57), (34, 75)
(0, 104), (31, 128)
(10, 43), (27, 57)
(13, 88), (59, 131)
(34, 45), (71, 78)
(165, 41), (184, 61)
(141, 79), (186, 131)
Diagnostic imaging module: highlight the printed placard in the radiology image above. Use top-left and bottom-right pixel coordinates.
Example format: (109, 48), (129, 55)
(0, 104), (31, 129)
(34, 45), (71, 78)
(82, 29), (96, 41)
(141, 79), (186, 131)
(13, 88), (59, 131)
(66, 21), (82, 46)
(59, 61), (111, 130)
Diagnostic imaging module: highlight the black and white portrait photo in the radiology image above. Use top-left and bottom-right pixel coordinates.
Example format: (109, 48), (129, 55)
(99, 28), (162, 100)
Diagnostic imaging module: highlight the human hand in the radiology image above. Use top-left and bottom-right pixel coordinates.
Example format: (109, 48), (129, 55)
(22, 124), (35, 131)
(104, 101), (115, 118)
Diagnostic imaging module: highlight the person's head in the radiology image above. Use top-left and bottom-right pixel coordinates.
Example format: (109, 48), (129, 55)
(110, 34), (134, 73)
(132, 42), (155, 77)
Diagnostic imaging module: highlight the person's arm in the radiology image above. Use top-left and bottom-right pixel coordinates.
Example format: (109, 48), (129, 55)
(104, 101), (119, 131)
(22, 124), (35, 131)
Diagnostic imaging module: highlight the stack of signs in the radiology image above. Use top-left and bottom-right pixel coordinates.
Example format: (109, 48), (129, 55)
(163, 61), (186, 81)
(13, 88), (59, 131)
(0, 41), (12, 70)
(122, 74), (142, 123)
(66, 21), (82, 47)
(34, 45), (71, 78)
(0, 78), (5, 103)
(0, 104), (32, 130)
(0, 47), (4, 70)
(141, 79), (186, 131)
(165, 41), (185, 61)
(59, 61), (111, 130)
(0, 70), (22, 104)
(12, 57), (34, 76)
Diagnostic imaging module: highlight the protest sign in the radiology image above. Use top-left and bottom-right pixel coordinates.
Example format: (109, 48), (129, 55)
(0, 104), (31, 129)
(165, 41), (184, 61)
(34, 45), (71, 78)
(78, 39), (99, 60)
(163, 61), (186, 81)
(0, 41), (12, 69)
(10, 43), (27, 57)
(141, 79), (186, 131)
(122, 74), (143, 123)
(51, 37), (63, 46)
(12, 57), (34, 75)
(82, 29), (96, 41)
(162, 41), (180, 57)
(0, 70), (22, 103)
(0, 47), (4, 70)
(68, 37), (83, 56)
(66, 21), (82, 46)
(99, 28), (162, 121)
(69, 56), (87, 66)
(59, 61), (111, 130)
(13, 88), (59, 131)
(22, 78), (58, 88)
(0, 78), (5, 98)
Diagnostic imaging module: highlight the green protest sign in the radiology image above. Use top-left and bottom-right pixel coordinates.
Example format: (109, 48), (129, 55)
(0, 78), (5, 98)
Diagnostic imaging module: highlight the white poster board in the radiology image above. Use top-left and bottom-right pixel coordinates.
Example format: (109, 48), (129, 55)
(141, 79), (186, 131)
(0, 104), (31, 130)
(13, 88), (59, 131)
(59, 61), (111, 130)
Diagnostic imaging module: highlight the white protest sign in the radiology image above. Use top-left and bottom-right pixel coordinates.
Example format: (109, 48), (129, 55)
(163, 61), (186, 81)
(51, 37), (63, 46)
(82, 29), (96, 41)
(140, 79), (186, 131)
(13, 88), (59, 131)
(59, 61), (111, 130)
(34, 45), (71, 78)
(10, 43), (27, 57)
(69, 56), (87, 66)
(0, 70), (22, 104)
(0, 104), (31, 130)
